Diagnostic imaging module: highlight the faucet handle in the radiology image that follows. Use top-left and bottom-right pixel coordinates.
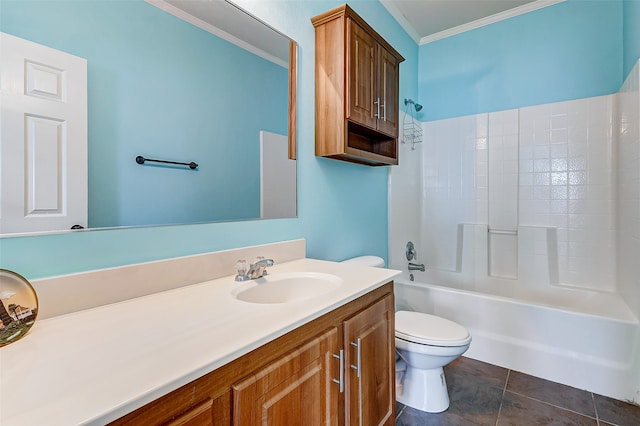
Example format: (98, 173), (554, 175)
(235, 259), (249, 276)
(406, 241), (417, 261)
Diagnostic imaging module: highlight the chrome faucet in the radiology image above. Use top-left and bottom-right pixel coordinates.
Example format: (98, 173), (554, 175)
(235, 257), (274, 281)
(248, 257), (274, 279)
(408, 262), (425, 272)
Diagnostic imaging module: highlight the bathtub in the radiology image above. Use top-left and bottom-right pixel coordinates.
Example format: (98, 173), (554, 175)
(393, 270), (640, 403)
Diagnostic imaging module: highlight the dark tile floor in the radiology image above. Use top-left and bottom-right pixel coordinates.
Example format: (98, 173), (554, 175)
(395, 356), (640, 426)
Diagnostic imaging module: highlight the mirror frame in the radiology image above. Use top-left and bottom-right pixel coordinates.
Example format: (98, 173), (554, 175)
(288, 39), (298, 160)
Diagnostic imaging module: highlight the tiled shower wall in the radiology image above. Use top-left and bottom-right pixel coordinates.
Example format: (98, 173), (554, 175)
(519, 95), (616, 290)
(617, 61), (640, 317)
(409, 90), (626, 292)
(418, 114), (488, 273)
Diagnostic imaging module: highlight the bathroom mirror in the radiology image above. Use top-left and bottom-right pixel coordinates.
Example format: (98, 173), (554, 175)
(0, 0), (297, 236)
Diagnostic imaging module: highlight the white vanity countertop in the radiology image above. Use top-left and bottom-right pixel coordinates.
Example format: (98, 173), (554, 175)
(0, 258), (399, 425)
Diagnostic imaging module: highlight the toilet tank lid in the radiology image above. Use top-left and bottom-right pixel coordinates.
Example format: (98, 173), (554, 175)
(341, 255), (385, 267)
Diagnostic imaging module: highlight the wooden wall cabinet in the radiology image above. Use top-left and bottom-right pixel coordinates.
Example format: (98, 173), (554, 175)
(110, 283), (395, 426)
(312, 4), (404, 166)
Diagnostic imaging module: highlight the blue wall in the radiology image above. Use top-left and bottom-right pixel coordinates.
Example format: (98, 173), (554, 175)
(0, 0), (418, 279)
(624, 0), (640, 78)
(1, 0), (634, 280)
(2, 0), (287, 227)
(419, 0), (624, 121)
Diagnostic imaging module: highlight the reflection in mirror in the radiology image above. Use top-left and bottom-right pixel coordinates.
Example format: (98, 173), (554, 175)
(0, 0), (297, 236)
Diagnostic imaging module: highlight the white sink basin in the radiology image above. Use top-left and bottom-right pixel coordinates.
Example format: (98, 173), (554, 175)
(232, 272), (343, 304)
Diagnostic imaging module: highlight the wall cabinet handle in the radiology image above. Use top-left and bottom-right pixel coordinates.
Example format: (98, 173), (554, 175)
(350, 338), (361, 378)
(374, 98), (381, 118)
(381, 101), (386, 121)
(332, 349), (344, 393)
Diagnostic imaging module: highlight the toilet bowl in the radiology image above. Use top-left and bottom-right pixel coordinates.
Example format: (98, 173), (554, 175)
(395, 310), (471, 413)
(341, 256), (471, 413)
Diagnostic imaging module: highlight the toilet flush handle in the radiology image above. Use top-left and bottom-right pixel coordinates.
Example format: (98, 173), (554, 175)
(350, 338), (362, 378)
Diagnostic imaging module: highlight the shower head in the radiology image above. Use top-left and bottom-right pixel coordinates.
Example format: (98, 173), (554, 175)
(404, 98), (423, 112)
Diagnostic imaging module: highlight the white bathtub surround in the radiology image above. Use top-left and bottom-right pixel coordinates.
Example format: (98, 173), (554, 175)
(617, 61), (640, 322)
(487, 110), (520, 279)
(389, 63), (640, 403)
(388, 124), (423, 267)
(392, 95), (618, 291)
(1, 242), (400, 425)
(520, 95), (616, 290)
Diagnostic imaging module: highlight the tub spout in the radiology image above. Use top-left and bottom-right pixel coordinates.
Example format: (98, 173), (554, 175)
(408, 262), (425, 272)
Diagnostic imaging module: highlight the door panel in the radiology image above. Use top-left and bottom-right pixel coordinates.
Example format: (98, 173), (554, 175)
(346, 20), (376, 129)
(25, 115), (66, 214)
(344, 295), (395, 426)
(1, 32), (87, 234)
(377, 46), (400, 137)
(233, 327), (340, 425)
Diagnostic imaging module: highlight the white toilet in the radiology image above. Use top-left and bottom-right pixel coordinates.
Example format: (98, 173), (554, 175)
(342, 256), (472, 414)
(395, 310), (471, 413)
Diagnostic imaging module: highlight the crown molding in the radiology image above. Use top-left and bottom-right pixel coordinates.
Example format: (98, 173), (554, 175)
(381, 0), (565, 46)
(379, 0), (422, 44)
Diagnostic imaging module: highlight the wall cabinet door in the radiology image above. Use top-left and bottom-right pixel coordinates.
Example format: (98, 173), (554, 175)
(346, 20), (401, 139)
(347, 19), (377, 130)
(376, 45), (401, 137)
(233, 327), (341, 425)
(344, 294), (395, 426)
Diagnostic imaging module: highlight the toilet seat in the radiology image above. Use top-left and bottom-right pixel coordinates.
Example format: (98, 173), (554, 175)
(395, 311), (471, 347)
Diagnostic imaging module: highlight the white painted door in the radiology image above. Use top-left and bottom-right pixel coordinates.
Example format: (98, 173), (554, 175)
(1, 32), (88, 234)
(260, 131), (296, 219)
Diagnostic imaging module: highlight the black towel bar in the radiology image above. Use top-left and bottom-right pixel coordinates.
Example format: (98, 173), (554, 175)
(135, 155), (198, 170)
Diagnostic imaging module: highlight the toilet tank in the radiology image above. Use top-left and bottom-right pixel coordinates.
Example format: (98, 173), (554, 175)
(341, 256), (385, 267)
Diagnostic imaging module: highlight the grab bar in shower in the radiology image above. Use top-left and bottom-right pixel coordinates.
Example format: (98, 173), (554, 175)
(488, 228), (517, 235)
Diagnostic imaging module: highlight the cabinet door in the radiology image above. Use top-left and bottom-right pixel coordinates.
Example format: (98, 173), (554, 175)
(344, 295), (395, 426)
(233, 327), (340, 425)
(347, 19), (377, 130)
(376, 46), (400, 137)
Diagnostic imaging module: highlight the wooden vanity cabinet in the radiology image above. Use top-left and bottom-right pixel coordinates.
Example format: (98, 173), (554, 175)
(109, 282), (394, 426)
(312, 4), (404, 166)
